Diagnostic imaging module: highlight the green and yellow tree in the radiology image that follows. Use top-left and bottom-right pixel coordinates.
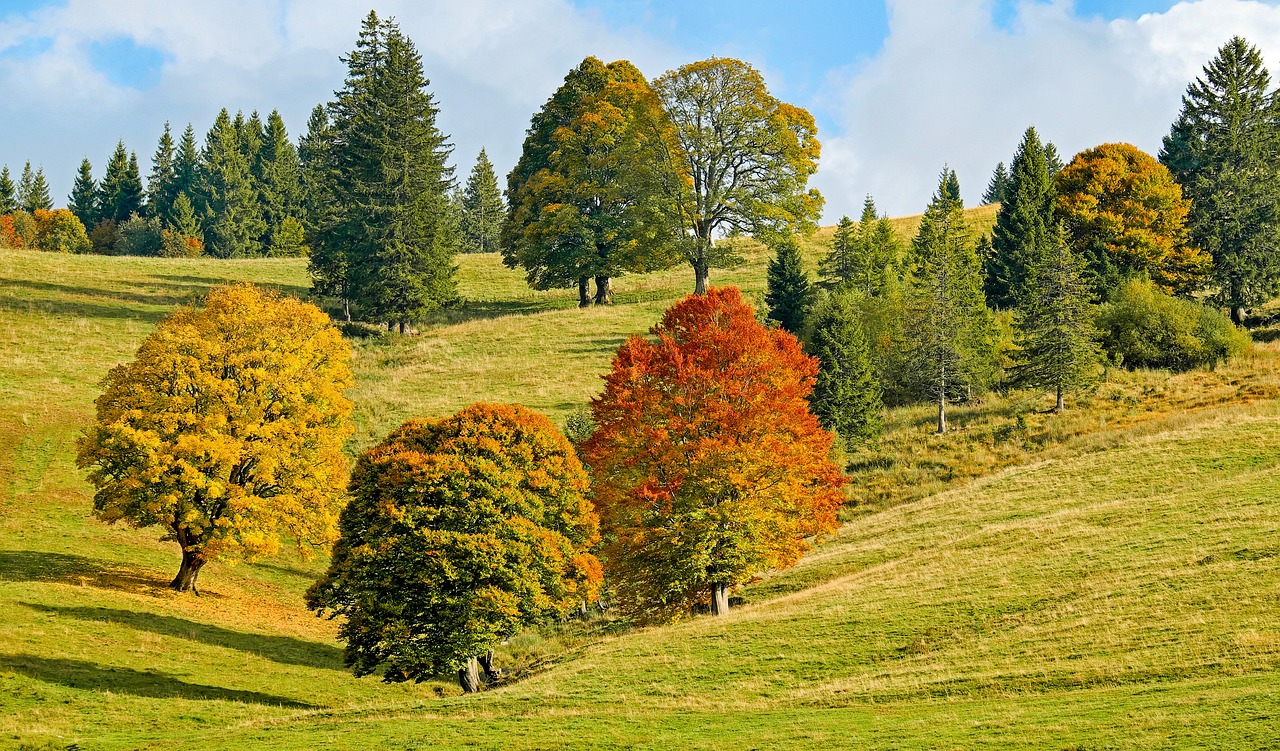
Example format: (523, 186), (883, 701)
(77, 284), (354, 592)
(307, 404), (602, 693)
(581, 287), (844, 622)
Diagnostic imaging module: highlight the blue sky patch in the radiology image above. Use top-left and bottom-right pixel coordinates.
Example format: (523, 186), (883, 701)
(86, 37), (167, 90)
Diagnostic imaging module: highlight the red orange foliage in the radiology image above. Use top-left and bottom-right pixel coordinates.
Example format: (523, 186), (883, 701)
(581, 287), (845, 621)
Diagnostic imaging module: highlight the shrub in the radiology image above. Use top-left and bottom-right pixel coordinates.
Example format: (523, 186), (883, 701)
(1098, 278), (1250, 370)
(89, 220), (122, 255)
(117, 215), (164, 256)
(159, 229), (204, 258)
(33, 209), (91, 253)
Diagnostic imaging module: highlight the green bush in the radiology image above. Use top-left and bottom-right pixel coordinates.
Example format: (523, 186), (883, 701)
(117, 215), (164, 257)
(1098, 279), (1250, 370)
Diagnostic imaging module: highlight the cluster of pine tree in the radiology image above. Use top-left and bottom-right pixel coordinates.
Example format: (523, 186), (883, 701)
(0, 163), (53, 215)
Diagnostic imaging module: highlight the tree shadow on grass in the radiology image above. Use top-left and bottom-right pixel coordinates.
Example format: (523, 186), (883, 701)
(23, 603), (346, 671)
(0, 550), (169, 595)
(0, 654), (314, 707)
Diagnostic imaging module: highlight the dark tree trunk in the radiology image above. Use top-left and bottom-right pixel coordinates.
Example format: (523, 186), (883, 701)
(710, 582), (730, 616)
(1055, 385), (1064, 412)
(398, 321), (407, 335)
(593, 276), (613, 305)
(478, 651), (501, 684)
(343, 298), (351, 322)
(170, 549), (206, 593)
(387, 321), (394, 332)
(693, 258), (710, 295)
(1231, 306), (1246, 326)
(577, 276), (591, 308)
(458, 656), (481, 693)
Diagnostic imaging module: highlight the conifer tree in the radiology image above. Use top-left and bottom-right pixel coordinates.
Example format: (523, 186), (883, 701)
(807, 289), (882, 444)
(982, 161), (1011, 204)
(200, 109), (266, 258)
(907, 168), (996, 433)
(820, 196), (900, 294)
(319, 12), (458, 330)
(259, 110), (303, 254)
(69, 158), (99, 230)
(20, 166), (53, 213)
(300, 105), (350, 317)
(821, 215), (858, 289)
(0, 167), (16, 214)
(99, 143), (146, 223)
(1011, 226), (1100, 412)
(765, 232), (812, 334)
(986, 127), (1056, 309)
(171, 192), (202, 239)
(459, 148), (503, 254)
(173, 124), (202, 212)
(1160, 36), (1280, 323)
(148, 122), (179, 226)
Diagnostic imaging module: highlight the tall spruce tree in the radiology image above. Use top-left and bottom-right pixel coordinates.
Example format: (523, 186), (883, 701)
(148, 122), (179, 227)
(821, 215), (857, 289)
(1011, 225), (1100, 411)
(807, 289), (882, 444)
(319, 12), (458, 330)
(907, 168), (995, 434)
(765, 232), (813, 334)
(69, 158), (99, 229)
(982, 161), (1011, 204)
(986, 127), (1057, 309)
(819, 196), (899, 294)
(459, 148), (503, 254)
(173, 124), (202, 212)
(99, 143), (146, 223)
(300, 105), (350, 317)
(171, 192), (202, 239)
(1160, 36), (1280, 324)
(200, 109), (266, 258)
(259, 110), (304, 255)
(0, 167), (16, 214)
(20, 165), (53, 213)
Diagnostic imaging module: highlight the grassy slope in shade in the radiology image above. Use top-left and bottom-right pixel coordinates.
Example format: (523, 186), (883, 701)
(2, 199), (1279, 748)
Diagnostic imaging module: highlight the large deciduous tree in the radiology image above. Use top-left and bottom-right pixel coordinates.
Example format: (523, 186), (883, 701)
(907, 168), (996, 434)
(77, 284), (354, 592)
(312, 11), (458, 330)
(504, 57), (682, 306)
(654, 57), (824, 294)
(1057, 143), (1209, 296)
(307, 403), (602, 693)
(986, 127), (1057, 309)
(1161, 36), (1280, 323)
(581, 287), (844, 621)
(459, 148), (504, 254)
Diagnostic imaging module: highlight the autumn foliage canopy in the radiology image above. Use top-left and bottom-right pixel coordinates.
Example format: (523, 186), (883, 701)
(77, 284), (354, 591)
(307, 403), (602, 685)
(581, 287), (844, 621)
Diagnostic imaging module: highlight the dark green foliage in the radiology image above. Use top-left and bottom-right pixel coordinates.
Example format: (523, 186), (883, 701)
(0, 167), (16, 214)
(148, 123), (179, 227)
(200, 109), (266, 258)
(824, 195), (900, 295)
(907, 168), (996, 432)
(69, 159), (98, 229)
(1010, 227), (1101, 409)
(1160, 36), (1280, 321)
(315, 12), (458, 327)
(116, 215), (165, 257)
(987, 127), (1056, 309)
(806, 290), (882, 444)
(982, 161), (1011, 204)
(765, 232), (813, 334)
(1098, 278), (1250, 371)
(19, 162), (53, 213)
(268, 216), (307, 257)
(259, 110), (304, 255)
(98, 143), (146, 224)
(171, 193), (201, 240)
(459, 148), (503, 254)
(300, 105), (349, 312)
(173, 125), (201, 213)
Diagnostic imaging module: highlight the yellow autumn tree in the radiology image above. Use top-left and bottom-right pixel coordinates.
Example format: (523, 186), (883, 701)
(1056, 143), (1210, 295)
(77, 284), (354, 592)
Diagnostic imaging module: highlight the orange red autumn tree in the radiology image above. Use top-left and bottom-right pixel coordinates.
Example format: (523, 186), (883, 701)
(581, 287), (844, 622)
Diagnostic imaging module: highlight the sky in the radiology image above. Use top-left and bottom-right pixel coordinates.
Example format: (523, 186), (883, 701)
(3, 0), (1280, 220)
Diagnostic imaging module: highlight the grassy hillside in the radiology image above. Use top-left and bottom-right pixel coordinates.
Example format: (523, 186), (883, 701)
(4, 201), (1280, 749)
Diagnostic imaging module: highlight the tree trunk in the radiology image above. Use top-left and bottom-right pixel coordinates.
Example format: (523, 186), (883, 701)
(937, 392), (947, 434)
(458, 656), (481, 693)
(387, 321), (394, 332)
(478, 651), (500, 684)
(1055, 385), (1064, 413)
(1232, 306), (1246, 326)
(593, 276), (613, 305)
(693, 258), (710, 295)
(710, 582), (730, 616)
(343, 298), (351, 322)
(577, 276), (591, 308)
(170, 549), (206, 593)
(398, 321), (407, 335)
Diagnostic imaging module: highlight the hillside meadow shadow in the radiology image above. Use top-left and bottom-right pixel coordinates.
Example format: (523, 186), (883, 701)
(0, 654), (313, 707)
(0, 550), (167, 594)
(24, 602), (346, 671)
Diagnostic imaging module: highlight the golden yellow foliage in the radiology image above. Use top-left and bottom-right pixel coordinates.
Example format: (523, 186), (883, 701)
(77, 283), (353, 591)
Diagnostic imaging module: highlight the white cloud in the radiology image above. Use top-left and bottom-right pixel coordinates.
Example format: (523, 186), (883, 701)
(814, 0), (1280, 219)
